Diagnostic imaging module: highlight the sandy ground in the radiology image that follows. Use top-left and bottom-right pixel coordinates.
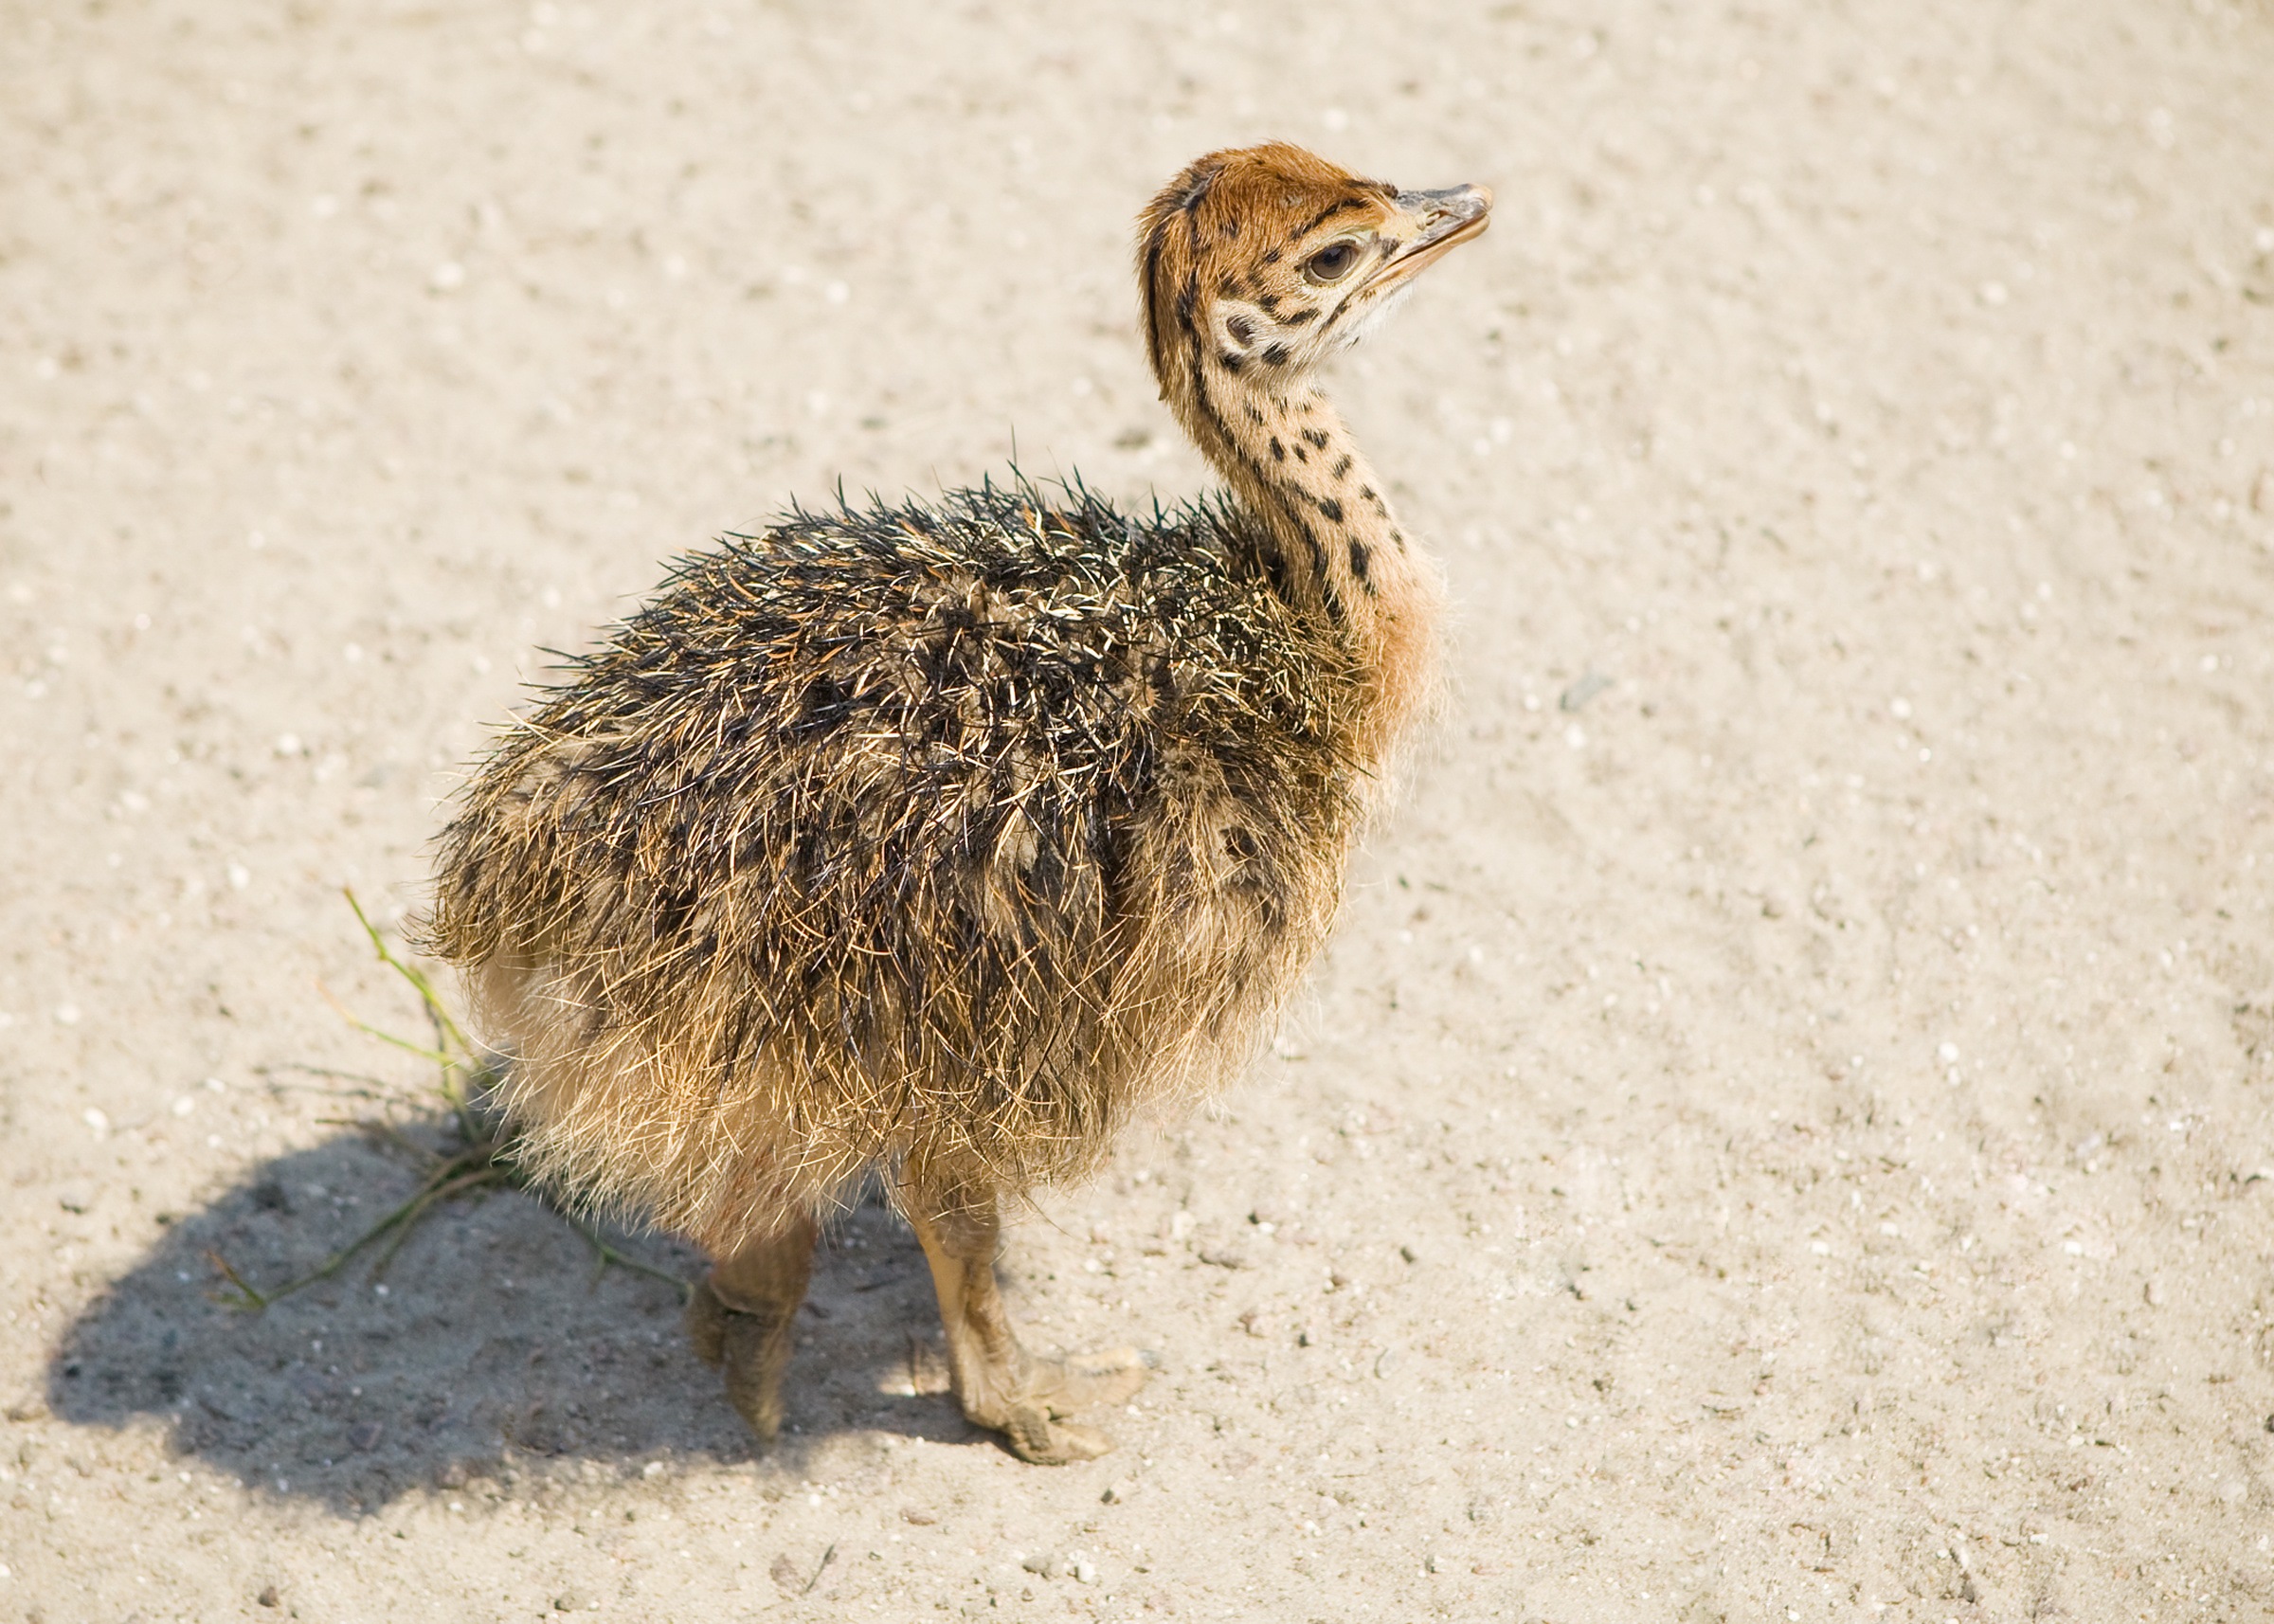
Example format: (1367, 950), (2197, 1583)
(5, 1), (2274, 1619)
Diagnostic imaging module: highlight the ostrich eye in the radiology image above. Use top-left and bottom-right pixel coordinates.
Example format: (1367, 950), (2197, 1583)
(1302, 240), (1362, 284)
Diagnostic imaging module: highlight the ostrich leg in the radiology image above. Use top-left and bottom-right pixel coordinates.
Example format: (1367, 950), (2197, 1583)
(901, 1162), (1151, 1464)
(686, 1214), (820, 1446)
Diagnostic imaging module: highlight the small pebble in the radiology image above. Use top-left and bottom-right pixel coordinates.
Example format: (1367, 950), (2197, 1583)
(2144, 1278), (2165, 1307)
(1020, 1551), (1067, 1580)
(1198, 1245), (1254, 1270)
(1100, 1477), (1137, 1505)
(257, 1585), (282, 1608)
(348, 1421), (383, 1453)
(1559, 670), (1611, 713)
(550, 1589), (592, 1613)
(899, 1507), (938, 1525)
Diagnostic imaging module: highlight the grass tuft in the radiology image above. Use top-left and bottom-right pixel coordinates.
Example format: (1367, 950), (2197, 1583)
(207, 889), (688, 1310)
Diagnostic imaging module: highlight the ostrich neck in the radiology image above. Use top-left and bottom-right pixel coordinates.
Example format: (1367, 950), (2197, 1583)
(1171, 357), (1441, 767)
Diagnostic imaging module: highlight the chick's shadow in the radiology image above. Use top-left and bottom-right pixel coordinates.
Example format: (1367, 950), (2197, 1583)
(45, 1122), (979, 1514)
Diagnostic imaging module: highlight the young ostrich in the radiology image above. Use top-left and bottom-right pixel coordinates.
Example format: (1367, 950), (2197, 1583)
(424, 143), (1489, 1464)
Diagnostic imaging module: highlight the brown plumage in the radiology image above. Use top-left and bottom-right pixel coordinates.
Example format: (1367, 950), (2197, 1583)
(423, 142), (1489, 1463)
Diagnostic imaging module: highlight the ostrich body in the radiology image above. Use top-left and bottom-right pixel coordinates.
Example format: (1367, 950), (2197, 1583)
(425, 143), (1489, 1464)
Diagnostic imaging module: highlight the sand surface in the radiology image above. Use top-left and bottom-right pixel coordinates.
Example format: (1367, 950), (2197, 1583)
(6, 2), (2274, 1619)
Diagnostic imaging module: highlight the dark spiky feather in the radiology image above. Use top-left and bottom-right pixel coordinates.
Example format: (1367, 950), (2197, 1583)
(423, 476), (1366, 1248)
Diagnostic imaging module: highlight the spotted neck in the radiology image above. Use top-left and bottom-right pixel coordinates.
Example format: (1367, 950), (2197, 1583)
(1170, 352), (1442, 767)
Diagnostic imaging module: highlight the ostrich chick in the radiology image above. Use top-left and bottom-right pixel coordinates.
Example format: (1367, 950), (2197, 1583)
(424, 143), (1489, 1464)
